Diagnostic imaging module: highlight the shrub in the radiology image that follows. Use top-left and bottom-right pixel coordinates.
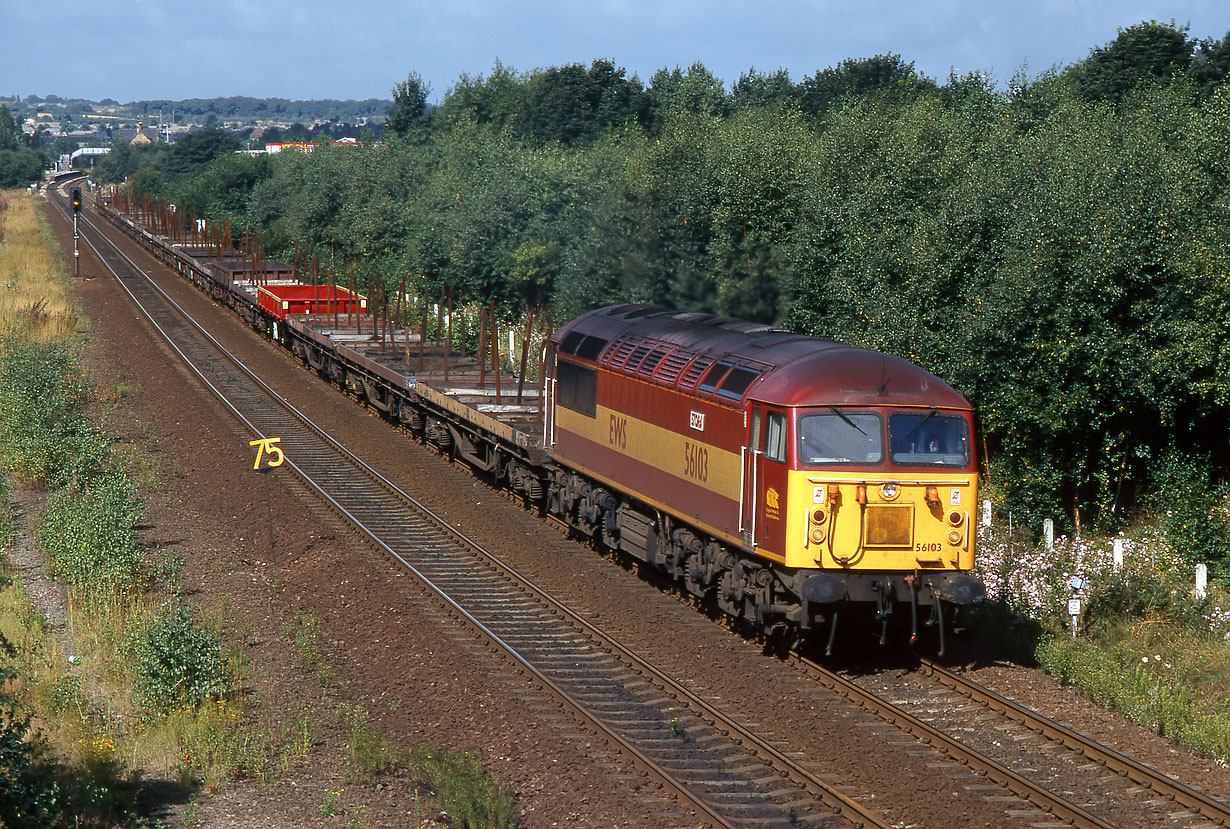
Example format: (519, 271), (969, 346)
(0, 336), (91, 487)
(0, 632), (63, 825)
(0, 471), (11, 548)
(132, 606), (231, 712)
(1150, 448), (1230, 577)
(37, 470), (144, 593)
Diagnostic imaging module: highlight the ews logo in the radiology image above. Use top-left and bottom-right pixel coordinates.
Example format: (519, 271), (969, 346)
(608, 414), (627, 449)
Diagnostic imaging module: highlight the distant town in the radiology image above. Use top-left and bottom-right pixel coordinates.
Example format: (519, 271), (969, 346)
(2, 93), (392, 159)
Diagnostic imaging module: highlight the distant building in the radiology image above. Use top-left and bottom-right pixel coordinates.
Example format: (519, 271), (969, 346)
(116, 119), (159, 145)
(265, 138), (362, 154)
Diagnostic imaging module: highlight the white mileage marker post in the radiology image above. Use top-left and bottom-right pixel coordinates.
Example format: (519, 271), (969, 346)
(250, 437), (283, 584)
(250, 437), (285, 470)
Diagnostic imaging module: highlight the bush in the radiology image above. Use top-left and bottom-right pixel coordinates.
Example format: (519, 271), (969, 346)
(0, 632), (63, 826)
(0, 471), (12, 549)
(1151, 448), (1230, 577)
(132, 606), (231, 712)
(0, 336), (92, 487)
(37, 470), (144, 593)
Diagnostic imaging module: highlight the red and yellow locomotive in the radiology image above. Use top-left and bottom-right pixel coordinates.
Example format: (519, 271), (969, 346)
(545, 305), (983, 651)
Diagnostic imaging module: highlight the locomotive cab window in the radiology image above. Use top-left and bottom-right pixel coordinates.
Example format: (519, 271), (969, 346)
(797, 411), (883, 465)
(888, 410), (970, 467)
(764, 411), (788, 463)
(556, 360), (597, 417)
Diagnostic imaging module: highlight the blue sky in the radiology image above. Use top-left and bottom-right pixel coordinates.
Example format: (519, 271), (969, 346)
(4, 1), (1226, 103)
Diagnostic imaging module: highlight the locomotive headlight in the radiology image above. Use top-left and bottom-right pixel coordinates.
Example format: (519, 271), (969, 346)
(947, 529), (962, 545)
(881, 482), (899, 501)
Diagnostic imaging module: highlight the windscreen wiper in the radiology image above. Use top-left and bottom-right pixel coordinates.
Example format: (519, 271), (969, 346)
(902, 407), (938, 441)
(830, 406), (867, 436)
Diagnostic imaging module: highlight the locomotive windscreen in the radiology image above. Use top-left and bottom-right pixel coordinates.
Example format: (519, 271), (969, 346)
(797, 411), (882, 465)
(888, 411), (970, 467)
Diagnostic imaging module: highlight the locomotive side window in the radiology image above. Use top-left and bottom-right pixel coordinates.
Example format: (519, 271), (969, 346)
(556, 360), (597, 417)
(575, 335), (609, 361)
(559, 331), (586, 355)
(716, 366), (761, 401)
(698, 361), (732, 394)
(797, 411), (883, 465)
(888, 411), (970, 467)
(764, 411), (788, 463)
(558, 332), (608, 361)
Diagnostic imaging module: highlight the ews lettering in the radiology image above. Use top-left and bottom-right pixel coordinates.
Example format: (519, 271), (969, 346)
(609, 414), (627, 449)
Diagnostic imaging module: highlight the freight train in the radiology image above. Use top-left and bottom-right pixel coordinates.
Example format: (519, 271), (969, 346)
(92, 193), (984, 653)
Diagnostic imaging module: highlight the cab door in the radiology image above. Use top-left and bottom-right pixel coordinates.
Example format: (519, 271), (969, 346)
(740, 407), (762, 551)
(756, 408), (791, 555)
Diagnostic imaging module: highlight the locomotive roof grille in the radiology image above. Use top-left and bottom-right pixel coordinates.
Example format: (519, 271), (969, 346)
(679, 356), (715, 389)
(606, 338), (640, 368)
(556, 305), (972, 410)
(655, 350), (692, 384)
(639, 348), (668, 376)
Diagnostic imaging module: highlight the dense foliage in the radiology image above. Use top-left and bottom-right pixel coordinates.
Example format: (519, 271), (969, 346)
(0, 337), (93, 486)
(0, 105), (46, 187)
(114, 22), (1230, 573)
(132, 606), (231, 711)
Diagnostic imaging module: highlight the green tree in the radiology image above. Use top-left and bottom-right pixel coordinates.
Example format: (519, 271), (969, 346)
(385, 71), (432, 140)
(796, 54), (937, 118)
(162, 128), (241, 178)
(0, 105), (19, 150)
(514, 60), (649, 144)
(1191, 31), (1230, 95)
(648, 63), (729, 122)
(731, 68), (796, 111)
(1071, 20), (1194, 102)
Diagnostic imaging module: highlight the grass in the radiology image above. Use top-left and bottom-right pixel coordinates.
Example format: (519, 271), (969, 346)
(0, 191), (79, 340)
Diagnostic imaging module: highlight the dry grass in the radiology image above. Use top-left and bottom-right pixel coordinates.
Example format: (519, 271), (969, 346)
(0, 189), (80, 339)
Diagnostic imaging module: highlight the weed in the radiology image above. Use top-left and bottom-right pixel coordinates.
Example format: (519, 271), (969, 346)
(341, 704), (396, 781)
(319, 788), (342, 818)
(278, 709), (316, 773)
(407, 742), (518, 829)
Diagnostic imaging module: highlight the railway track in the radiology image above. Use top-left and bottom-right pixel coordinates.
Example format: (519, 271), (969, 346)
(58, 186), (893, 826)
(780, 649), (1230, 829)
(912, 658), (1230, 827)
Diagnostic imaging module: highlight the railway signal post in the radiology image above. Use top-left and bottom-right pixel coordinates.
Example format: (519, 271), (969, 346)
(71, 188), (81, 277)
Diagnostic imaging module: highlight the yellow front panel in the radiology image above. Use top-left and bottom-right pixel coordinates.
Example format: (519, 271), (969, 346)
(785, 471), (978, 571)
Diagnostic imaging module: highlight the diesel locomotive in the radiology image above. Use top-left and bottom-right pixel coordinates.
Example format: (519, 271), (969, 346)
(545, 306), (984, 652)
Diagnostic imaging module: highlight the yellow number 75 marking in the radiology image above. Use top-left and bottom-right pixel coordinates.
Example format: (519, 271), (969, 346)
(249, 437), (285, 469)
